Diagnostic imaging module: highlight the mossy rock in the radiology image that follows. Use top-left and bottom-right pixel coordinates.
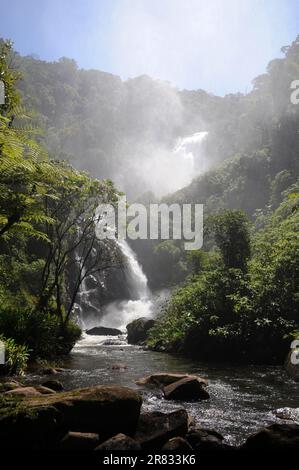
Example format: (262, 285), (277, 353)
(0, 385), (142, 449)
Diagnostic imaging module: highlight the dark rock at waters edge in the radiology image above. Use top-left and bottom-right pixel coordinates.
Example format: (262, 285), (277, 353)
(0, 385), (142, 449)
(134, 409), (189, 449)
(42, 380), (64, 392)
(126, 317), (156, 345)
(242, 423), (299, 450)
(163, 377), (210, 401)
(285, 350), (299, 382)
(1, 380), (298, 452)
(4, 386), (42, 397)
(0, 380), (22, 392)
(60, 431), (100, 450)
(95, 433), (141, 451)
(136, 372), (208, 388)
(162, 436), (193, 451)
(35, 385), (57, 395)
(186, 428), (229, 451)
(85, 326), (122, 336)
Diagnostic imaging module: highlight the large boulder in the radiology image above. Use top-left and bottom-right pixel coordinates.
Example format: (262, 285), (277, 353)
(136, 372), (208, 388)
(95, 433), (141, 451)
(42, 380), (64, 392)
(134, 409), (188, 449)
(163, 377), (210, 401)
(4, 387), (42, 397)
(126, 317), (155, 345)
(86, 326), (122, 336)
(60, 431), (100, 450)
(0, 381), (22, 393)
(242, 423), (299, 450)
(162, 437), (193, 451)
(0, 385), (142, 449)
(186, 428), (227, 451)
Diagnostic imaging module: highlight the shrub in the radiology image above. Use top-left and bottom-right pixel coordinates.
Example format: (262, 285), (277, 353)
(0, 335), (29, 375)
(0, 308), (81, 360)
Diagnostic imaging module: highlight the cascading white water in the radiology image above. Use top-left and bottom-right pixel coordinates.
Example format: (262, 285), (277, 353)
(117, 239), (149, 300)
(100, 239), (153, 330)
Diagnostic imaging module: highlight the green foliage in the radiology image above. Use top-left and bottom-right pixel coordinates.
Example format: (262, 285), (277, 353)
(149, 198), (298, 364)
(212, 210), (251, 271)
(0, 334), (29, 375)
(0, 40), (118, 364)
(0, 308), (81, 359)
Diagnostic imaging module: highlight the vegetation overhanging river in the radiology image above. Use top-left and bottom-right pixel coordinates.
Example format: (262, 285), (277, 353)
(24, 332), (298, 447)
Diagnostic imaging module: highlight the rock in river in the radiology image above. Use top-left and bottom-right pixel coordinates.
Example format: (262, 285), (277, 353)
(134, 409), (189, 449)
(126, 317), (155, 345)
(42, 380), (64, 392)
(86, 326), (122, 336)
(136, 372), (208, 388)
(95, 433), (141, 451)
(162, 437), (193, 451)
(242, 423), (299, 450)
(0, 385), (142, 449)
(163, 377), (210, 401)
(4, 387), (42, 397)
(60, 431), (100, 450)
(186, 428), (227, 451)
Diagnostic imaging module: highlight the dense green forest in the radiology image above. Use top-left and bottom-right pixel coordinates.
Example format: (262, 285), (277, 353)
(0, 35), (298, 370)
(0, 40), (121, 373)
(146, 38), (299, 362)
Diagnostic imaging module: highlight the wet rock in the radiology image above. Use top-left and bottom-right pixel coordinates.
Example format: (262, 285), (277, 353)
(95, 433), (141, 451)
(35, 385), (56, 395)
(273, 407), (299, 422)
(0, 385), (142, 449)
(4, 387), (42, 397)
(162, 437), (193, 451)
(134, 409), (188, 449)
(42, 380), (64, 392)
(0, 381), (22, 392)
(60, 431), (100, 450)
(136, 372), (208, 388)
(126, 317), (156, 345)
(86, 326), (122, 336)
(163, 377), (210, 401)
(242, 423), (299, 450)
(186, 428), (226, 451)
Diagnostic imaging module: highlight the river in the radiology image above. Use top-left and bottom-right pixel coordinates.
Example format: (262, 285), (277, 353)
(26, 332), (298, 446)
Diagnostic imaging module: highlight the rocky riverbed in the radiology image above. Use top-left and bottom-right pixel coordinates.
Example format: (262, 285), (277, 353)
(1, 331), (298, 450)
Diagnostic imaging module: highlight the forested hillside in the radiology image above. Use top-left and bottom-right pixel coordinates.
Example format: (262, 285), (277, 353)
(14, 38), (299, 198)
(146, 38), (299, 362)
(0, 35), (298, 367)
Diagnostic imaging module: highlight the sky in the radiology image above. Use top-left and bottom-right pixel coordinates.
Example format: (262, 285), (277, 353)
(0, 0), (298, 95)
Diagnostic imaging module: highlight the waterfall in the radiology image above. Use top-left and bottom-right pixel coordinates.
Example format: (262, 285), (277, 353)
(100, 240), (153, 330)
(116, 239), (149, 300)
(74, 234), (153, 331)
